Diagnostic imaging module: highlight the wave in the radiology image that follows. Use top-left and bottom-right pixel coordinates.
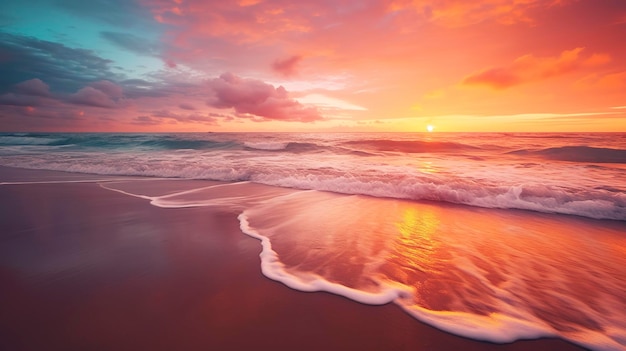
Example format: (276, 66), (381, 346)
(254, 174), (626, 221)
(344, 139), (479, 153)
(0, 135), (63, 145)
(137, 138), (236, 150)
(244, 141), (376, 156)
(243, 141), (289, 151)
(1, 155), (623, 220)
(510, 146), (626, 163)
(2, 133), (624, 220)
(34, 134), (235, 151)
(244, 141), (322, 153)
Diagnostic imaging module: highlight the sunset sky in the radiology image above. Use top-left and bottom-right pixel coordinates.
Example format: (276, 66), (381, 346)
(1, 0), (625, 132)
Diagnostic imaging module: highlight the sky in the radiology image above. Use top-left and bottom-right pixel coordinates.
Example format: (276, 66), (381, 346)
(0, 0), (625, 132)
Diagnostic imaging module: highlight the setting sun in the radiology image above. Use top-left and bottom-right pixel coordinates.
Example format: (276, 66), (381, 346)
(427, 125), (435, 132)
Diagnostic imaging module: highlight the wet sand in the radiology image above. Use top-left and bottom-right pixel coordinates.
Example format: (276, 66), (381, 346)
(0, 166), (588, 351)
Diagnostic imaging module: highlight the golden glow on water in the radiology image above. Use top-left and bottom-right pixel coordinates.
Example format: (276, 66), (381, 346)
(378, 206), (448, 299)
(394, 207), (440, 254)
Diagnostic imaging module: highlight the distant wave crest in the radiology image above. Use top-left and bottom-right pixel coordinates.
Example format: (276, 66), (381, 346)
(0, 135), (62, 145)
(510, 146), (626, 163)
(244, 141), (322, 153)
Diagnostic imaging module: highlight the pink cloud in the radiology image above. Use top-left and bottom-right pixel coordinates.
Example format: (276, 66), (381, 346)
(89, 80), (124, 99)
(69, 81), (125, 108)
(463, 48), (611, 89)
(0, 79), (55, 107)
(206, 73), (322, 122)
(178, 103), (196, 110)
(150, 109), (219, 124)
(272, 55), (302, 76)
(164, 59), (177, 68)
(0, 93), (44, 107)
(139, 0), (388, 73)
(69, 87), (117, 108)
(15, 78), (51, 97)
(133, 115), (162, 126)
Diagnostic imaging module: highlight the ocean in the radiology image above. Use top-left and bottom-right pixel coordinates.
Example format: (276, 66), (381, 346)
(1, 132), (625, 350)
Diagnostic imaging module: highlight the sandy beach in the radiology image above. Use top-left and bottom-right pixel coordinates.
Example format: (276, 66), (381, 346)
(0, 166), (590, 351)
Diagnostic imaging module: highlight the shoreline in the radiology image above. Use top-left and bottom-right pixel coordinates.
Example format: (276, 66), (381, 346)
(0, 166), (590, 350)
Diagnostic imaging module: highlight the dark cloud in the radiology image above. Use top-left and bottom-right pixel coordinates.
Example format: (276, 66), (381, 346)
(272, 55), (302, 77)
(206, 73), (322, 122)
(100, 31), (161, 56)
(1, 78), (124, 109)
(0, 32), (122, 94)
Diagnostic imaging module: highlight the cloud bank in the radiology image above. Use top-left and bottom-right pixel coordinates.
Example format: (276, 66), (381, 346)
(206, 73), (322, 122)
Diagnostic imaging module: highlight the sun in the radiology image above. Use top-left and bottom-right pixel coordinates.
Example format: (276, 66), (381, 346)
(426, 124), (434, 132)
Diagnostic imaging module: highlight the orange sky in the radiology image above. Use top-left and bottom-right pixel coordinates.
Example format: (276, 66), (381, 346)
(1, 0), (625, 132)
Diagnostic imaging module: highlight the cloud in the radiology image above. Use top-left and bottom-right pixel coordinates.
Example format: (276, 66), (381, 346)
(0, 32), (121, 94)
(133, 115), (162, 126)
(90, 80), (124, 99)
(69, 87), (117, 108)
(100, 31), (161, 56)
(206, 73), (322, 122)
(0, 78), (55, 107)
(297, 94), (367, 111)
(14, 78), (51, 97)
(178, 103), (196, 110)
(141, 109), (220, 125)
(390, 0), (572, 27)
(119, 78), (168, 98)
(272, 55), (302, 76)
(575, 71), (626, 90)
(0, 93), (45, 107)
(68, 81), (124, 108)
(463, 48), (610, 89)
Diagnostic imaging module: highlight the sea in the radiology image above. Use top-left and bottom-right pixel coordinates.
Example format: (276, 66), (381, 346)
(1, 132), (625, 350)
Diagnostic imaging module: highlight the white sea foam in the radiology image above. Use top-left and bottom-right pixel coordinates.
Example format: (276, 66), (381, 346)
(243, 141), (289, 150)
